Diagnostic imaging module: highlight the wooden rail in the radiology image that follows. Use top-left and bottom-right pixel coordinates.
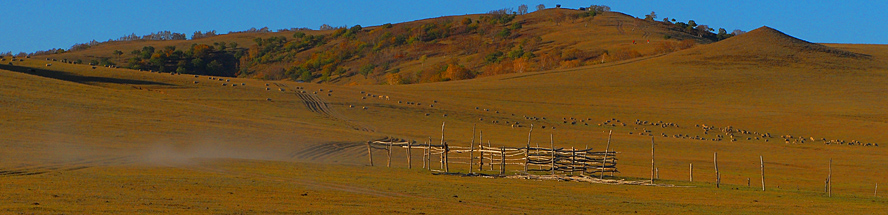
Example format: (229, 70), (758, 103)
(366, 137), (618, 176)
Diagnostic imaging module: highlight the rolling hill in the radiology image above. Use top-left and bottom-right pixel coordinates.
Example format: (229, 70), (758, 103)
(45, 9), (718, 85)
(1, 7), (887, 214)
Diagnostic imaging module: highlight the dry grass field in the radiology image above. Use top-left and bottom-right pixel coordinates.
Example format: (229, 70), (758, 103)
(2, 18), (888, 214)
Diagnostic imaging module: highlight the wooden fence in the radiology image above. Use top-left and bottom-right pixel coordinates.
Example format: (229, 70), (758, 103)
(366, 137), (617, 176)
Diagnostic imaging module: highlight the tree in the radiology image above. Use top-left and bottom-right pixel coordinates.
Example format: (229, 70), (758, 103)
(113, 50), (123, 62)
(731, 29), (747, 35)
(588, 5), (610, 12)
(717, 28), (730, 40)
(517, 4), (528, 15)
(536, 4), (545, 11)
(696, 25), (712, 32)
(319, 24), (334, 31)
(645, 11), (657, 21)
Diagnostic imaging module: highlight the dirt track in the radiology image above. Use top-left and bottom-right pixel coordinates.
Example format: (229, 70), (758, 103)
(275, 83), (374, 132)
(0, 155), (135, 177)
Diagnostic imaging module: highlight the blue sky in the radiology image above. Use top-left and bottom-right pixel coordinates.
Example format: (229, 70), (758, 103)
(1, 1), (884, 54)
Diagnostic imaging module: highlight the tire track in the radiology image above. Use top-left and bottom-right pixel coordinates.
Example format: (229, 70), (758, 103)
(0, 155), (136, 177)
(294, 89), (374, 132)
(288, 141), (365, 161)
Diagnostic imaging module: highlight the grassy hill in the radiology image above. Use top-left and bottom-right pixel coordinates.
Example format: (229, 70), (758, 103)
(2, 8), (887, 214)
(45, 9), (717, 85)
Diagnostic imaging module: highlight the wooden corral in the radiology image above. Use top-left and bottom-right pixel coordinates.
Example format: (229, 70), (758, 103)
(366, 137), (617, 176)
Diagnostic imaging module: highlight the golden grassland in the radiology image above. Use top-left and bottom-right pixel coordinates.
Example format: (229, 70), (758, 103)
(1, 26), (887, 214)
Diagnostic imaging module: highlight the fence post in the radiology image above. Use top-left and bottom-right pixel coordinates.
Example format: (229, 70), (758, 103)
(760, 155), (765, 191)
(444, 142), (450, 173)
(651, 137), (655, 184)
(690, 163), (693, 182)
(550, 134), (555, 175)
(407, 140), (412, 169)
(479, 130), (484, 172)
(367, 141), (373, 166)
(470, 124), (476, 174)
(422, 140), (428, 169)
(427, 137), (432, 170)
(525, 124), (533, 174)
(387, 139), (392, 168)
(714, 152), (720, 188)
(828, 158), (832, 197)
(440, 122), (446, 170)
(600, 130), (612, 179)
(500, 146), (506, 175)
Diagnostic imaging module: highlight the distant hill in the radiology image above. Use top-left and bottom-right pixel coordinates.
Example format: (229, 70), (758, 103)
(43, 8), (722, 85)
(667, 26), (871, 69)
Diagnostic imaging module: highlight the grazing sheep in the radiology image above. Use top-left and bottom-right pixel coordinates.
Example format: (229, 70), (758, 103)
(265, 83), (269, 86)
(194, 75), (199, 78)
(279, 88), (284, 91)
(362, 106), (367, 110)
(266, 98), (272, 101)
(443, 114), (448, 117)
(45, 63), (51, 66)
(349, 105), (354, 108)
(92, 66), (96, 69)
(193, 81), (198, 84)
(266, 88), (270, 90)
(425, 113), (430, 116)
(222, 83), (227, 86)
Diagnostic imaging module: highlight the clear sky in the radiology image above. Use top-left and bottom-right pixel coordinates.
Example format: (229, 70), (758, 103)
(1, 0), (884, 54)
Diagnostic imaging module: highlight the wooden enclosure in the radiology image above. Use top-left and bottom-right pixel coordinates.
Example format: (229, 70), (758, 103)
(366, 137), (618, 176)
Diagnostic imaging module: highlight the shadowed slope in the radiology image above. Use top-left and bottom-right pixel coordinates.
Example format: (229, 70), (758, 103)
(671, 26), (871, 68)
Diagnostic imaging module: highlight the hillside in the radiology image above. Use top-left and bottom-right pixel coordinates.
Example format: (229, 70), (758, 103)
(45, 8), (717, 85)
(3, 7), (888, 214)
